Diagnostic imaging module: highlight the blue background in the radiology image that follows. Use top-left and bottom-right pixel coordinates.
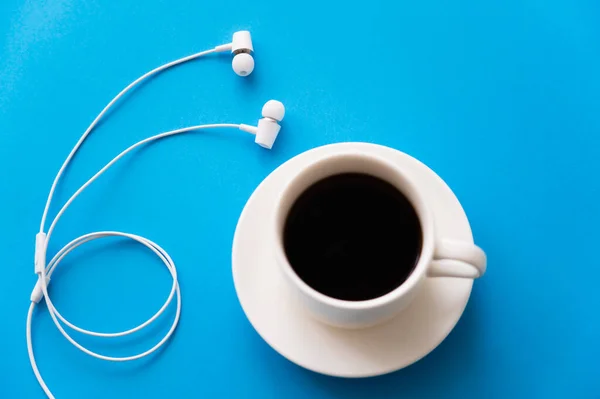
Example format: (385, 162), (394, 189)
(1, 0), (599, 398)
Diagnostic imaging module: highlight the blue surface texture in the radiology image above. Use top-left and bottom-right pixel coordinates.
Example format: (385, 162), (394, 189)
(1, 1), (599, 398)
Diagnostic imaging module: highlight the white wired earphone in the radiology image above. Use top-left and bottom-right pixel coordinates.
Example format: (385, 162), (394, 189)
(28, 31), (285, 398)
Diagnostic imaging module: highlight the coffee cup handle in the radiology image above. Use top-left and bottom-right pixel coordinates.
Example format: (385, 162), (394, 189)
(427, 239), (487, 279)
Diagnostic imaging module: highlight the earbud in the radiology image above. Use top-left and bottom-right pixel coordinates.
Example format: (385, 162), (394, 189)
(239, 100), (285, 149)
(231, 31), (254, 76)
(214, 31), (255, 77)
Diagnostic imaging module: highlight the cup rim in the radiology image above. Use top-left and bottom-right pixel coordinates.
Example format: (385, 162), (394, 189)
(273, 151), (435, 311)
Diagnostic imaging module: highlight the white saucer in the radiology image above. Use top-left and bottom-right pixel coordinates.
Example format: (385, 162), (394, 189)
(232, 142), (474, 378)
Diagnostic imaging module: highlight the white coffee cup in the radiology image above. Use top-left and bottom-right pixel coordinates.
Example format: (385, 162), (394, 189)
(273, 151), (486, 329)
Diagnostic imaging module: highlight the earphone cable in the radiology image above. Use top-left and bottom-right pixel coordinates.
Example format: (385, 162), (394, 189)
(39, 48), (218, 231)
(28, 45), (240, 399)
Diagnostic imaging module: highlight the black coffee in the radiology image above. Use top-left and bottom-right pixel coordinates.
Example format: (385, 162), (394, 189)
(283, 173), (422, 301)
